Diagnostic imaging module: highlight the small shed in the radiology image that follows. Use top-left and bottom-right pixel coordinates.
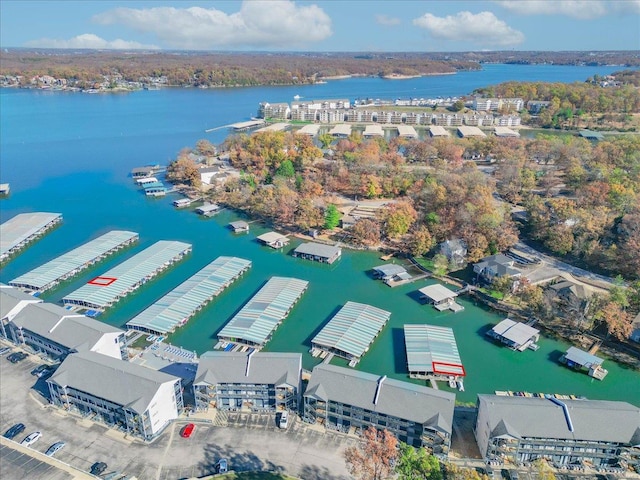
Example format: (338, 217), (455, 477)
(293, 242), (341, 264)
(256, 231), (289, 248)
(228, 221), (249, 233)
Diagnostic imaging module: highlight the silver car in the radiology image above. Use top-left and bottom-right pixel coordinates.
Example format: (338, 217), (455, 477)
(45, 441), (65, 456)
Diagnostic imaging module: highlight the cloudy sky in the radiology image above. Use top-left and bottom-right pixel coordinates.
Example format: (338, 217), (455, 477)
(1, 0), (639, 52)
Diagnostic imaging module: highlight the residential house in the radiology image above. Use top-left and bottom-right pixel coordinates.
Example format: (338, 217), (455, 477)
(440, 239), (467, 268)
(473, 254), (522, 283)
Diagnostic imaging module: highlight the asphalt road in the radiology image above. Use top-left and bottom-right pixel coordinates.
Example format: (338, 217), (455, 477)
(0, 345), (353, 480)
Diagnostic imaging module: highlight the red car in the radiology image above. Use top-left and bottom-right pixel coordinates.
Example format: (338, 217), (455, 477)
(180, 423), (195, 438)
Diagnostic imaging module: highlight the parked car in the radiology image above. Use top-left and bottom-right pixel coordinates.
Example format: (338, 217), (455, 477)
(20, 431), (42, 447)
(215, 459), (228, 473)
(3, 423), (25, 439)
(45, 441), (65, 456)
(7, 352), (28, 363)
(180, 423), (195, 438)
(508, 470), (519, 480)
(0, 346), (12, 356)
(31, 364), (51, 377)
(90, 462), (108, 476)
(278, 411), (289, 429)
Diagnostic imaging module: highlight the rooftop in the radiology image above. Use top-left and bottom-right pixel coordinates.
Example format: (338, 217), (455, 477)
(305, 364), (455, 433)
(218, 276), (309, 346)
(0, 212), (62, 260)
(0, 284), (42, 319)
(478, 394), (640, 444)
(491, 318), (540, 346)
(457, 126), (486, 137)
(49, 351), (180, 414)
(404, 324), (465, 377)
(311, 301), (391, 359)
(293, 242), (341, 259)
(564, 346), (604, 368)
(418, 284), (458, 303)
(126, 256), (251, 334)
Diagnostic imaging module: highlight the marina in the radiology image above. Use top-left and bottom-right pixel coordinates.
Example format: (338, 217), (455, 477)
(62, 240), (192, 311)
(311, 301), (391, 367)
(404, 324), (465, 389)
(217, 276), (309, 349)
(0, 212), (62, 263)
(8, 230), (138, 294)
(126, 256), (251, 335)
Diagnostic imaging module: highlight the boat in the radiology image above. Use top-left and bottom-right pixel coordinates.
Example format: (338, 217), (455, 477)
(293, 94), (301, 100)
(457, 379), (465, 391)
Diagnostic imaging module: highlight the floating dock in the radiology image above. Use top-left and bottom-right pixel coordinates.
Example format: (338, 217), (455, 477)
(404, 324), (465, 386)
(62, 240), (192, 310)
(9, 230), (139, 293)
(229, 119), (265, 132)
(560, 346), (608, 380)
(217, 276), (309, 348)
(311, 301), (391, 367)
(0, 212), (62, 263)
(126, 256), (251, 335)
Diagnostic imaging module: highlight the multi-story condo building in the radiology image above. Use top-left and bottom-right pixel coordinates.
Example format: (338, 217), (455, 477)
(193, 351), (302, 412)
(496, 115), (522, 127)
(475, 394), (640, 471)
(47, 351), (183, 440)
(5, 302), (126, 361)
(258, 102), (290, 120)
(303, 364), (455, 457)
(318, 109), (345, 124)
(0, 285), (42, 338)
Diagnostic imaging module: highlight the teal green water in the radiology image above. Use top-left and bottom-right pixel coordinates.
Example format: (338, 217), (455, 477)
(1, 66), (638, 406)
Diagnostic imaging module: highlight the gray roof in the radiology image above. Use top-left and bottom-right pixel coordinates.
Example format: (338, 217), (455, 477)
(0, 285), (41, 319)
(194, 351), (301, 388)
(478, 394), (640, 444)
(305, 364), (455, 434)
(293, 242), (341, 259)
(48, 351), (180, 414)
(10, 303), (123, 352)
(491, 318), (539, 346)
(0, 212), (62, 260)
(372, 264), (407, 277)
(549, 281), (590, 300)
(312, 301), (391, 359)
(256, 231), (288, 244)
(418, 284), (458, 303)
(404, 324), (464, 376)
(564, 346), (603, 368)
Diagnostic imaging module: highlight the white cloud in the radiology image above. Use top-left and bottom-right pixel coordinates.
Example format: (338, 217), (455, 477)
(494, 1), (608, 20)
(610, 0), (640, 15)
(92, 1), (332, 50)
(412, 11), (525, 47)
(375, 14), (401, 26)
(25, 34), (159, 50)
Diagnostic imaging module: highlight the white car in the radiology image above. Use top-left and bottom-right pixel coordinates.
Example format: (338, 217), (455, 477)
(21, 431), (42, 447)
(278, 411), (289, 429)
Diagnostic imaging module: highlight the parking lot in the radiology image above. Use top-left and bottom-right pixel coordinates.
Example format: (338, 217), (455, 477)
(0, 346), (353, 480)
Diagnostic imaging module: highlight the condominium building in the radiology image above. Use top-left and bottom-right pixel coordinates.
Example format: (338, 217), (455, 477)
(47, 351), (183, 440)
(193, 351), (302, 412)
(303, 364), (455, 456)
(475, 394), (640, 470)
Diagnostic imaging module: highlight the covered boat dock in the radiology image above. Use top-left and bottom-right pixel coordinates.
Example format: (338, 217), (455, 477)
(62, 240), (192, 310)
(293, 242), (341, 264)
(560, 346), (608, 380)
(0, 212), (62, 263)
(329, 124), (352, 137)
(217, 276), (309, 348)
(126, 256), (251, 335)
(418, 284), (464, 312)
(256, 231), (289, 248)
(295, 124), (321, 137)
(486, 318), (540, 352)
(9, 230), (138, 293)
(404, 324), (465, 386)
(311, 301), (391, 367)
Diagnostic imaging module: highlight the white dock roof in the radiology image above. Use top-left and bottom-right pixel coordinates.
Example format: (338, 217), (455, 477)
(218, 276), (309, 346)
(397, 125), (418, 138)
(231, 120), (265, 130)
(329, 124), (352, 137)
(418, 284), (458, 303)
(254, 122), (289, 133)
(0, 212), (62, 261)
(62, 240), (191, 310)
(126, 256), (251, 334)
(491, 318), (540, 346)
(9, 230), (138, 292)
(312, 301), (391, 359)
(363, 124), (384, 137)
(295, 124), (321, 136)
(457, 126), (486, 137)
(429, 126), (450, 137)
(404, 324), (465, 376)
(494, 126), (520, 137)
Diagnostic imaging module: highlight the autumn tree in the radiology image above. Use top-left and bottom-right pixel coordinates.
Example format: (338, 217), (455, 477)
(408, 226), (434, 257)
(595, 300), (633, 341)
(344, 427), (398, 480)
(195, 138), (217, 157)
(379, 200), (418, 239)
(351, 219), (382, 247)
(395, 443), (442, 480)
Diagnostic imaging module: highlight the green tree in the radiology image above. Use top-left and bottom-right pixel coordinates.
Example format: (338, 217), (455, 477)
(275, 159), (295, 178)
(319, 133), (334, 149)
(324, 204), (341, 230)
(395, 443), (442, 480)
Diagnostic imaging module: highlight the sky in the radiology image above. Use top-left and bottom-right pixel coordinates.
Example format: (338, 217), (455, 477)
(1, 0), (639, 52)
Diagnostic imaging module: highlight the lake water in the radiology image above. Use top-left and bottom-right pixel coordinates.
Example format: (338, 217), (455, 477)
(1, 63), (638, 405)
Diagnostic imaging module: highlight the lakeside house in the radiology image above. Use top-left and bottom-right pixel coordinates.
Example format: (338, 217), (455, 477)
(292, 242), (341, 264)
(486, 318), (540, 351)
(473, 253), (522, 284)
(475, 394), (640, 470)
(440, 239), (467, 268)
(256, 231), (289, 249)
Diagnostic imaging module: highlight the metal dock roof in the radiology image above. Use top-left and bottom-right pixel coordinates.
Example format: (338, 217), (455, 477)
(126, 256), (251, 335)
(62, 240), (191, 310)
(418, 284), (458, 303)
(0, 212), (62, 261)
(564, 346), (604, 368)
(217, 276), (309, 347)
(9, 230), (139, 292)
(311, 301), (391, 360)
(404, 324), (465, 376)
